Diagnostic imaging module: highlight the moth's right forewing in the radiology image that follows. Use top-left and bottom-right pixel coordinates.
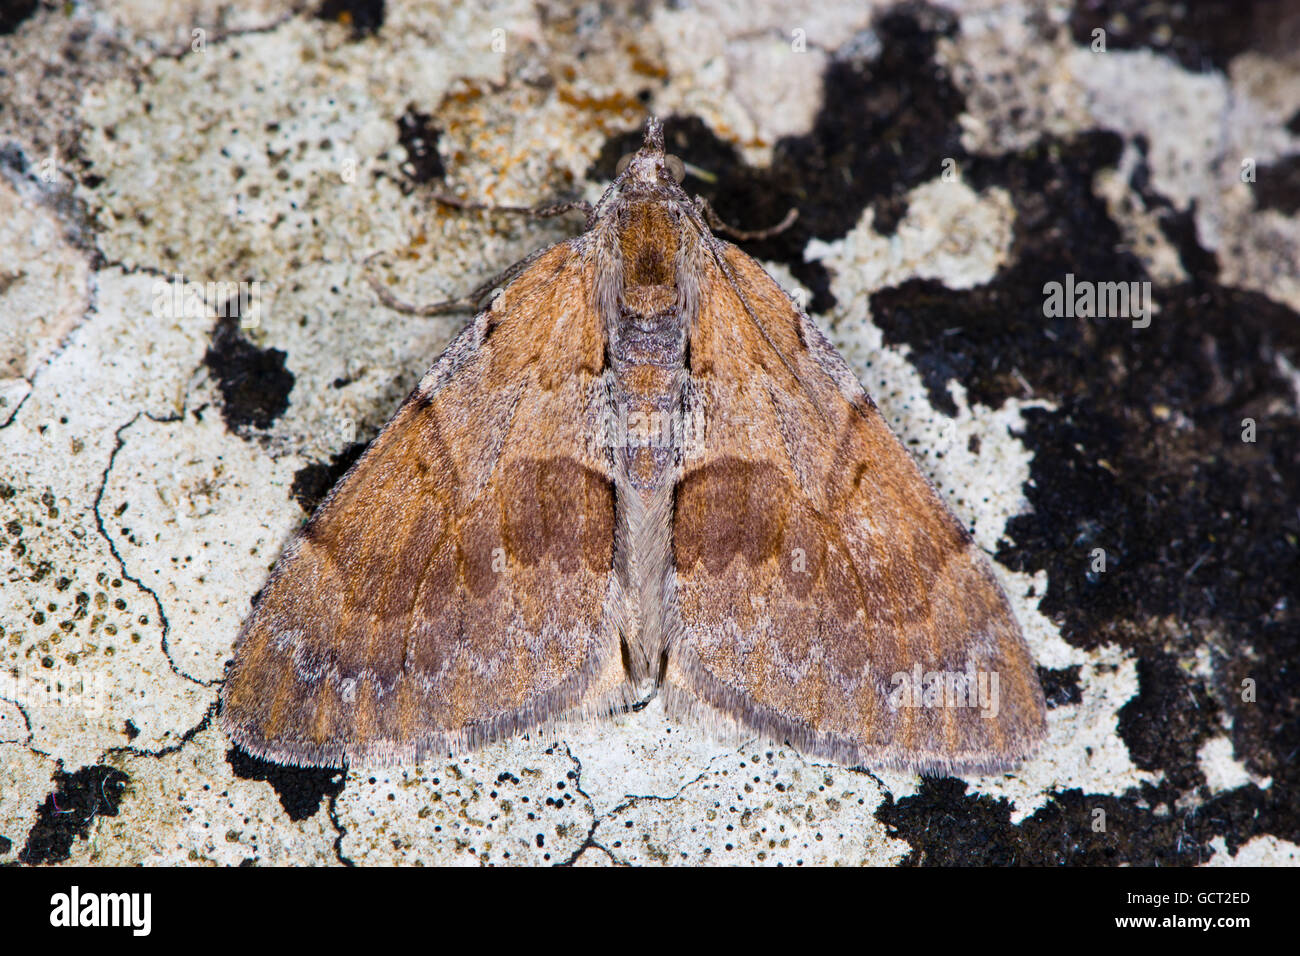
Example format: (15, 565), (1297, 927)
(220, 241), (630, 767)
(667, 244), (1047, 774)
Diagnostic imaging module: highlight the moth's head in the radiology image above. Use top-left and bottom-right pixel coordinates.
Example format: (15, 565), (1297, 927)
(614, 116), (686, 194)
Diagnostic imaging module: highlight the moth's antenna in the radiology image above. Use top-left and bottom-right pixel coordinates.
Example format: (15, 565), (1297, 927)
(592, 177), (622, 222)
(643, 116), (665, 153)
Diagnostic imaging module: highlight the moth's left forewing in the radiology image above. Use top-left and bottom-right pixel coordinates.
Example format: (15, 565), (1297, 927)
(667, 243), (1046, 774)
(221, 242), (631, 767)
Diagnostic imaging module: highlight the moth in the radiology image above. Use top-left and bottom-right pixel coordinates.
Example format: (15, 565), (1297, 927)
(221, 117), (1046, 774)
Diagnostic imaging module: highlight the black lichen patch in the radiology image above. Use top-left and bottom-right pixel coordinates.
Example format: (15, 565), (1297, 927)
(1252, 153), (1300, 216)
(227, 747), (345, 822)
(203, 316), (294, 434)
(1037, 665), (1083, 709)
(18, 765), (129, 865)
(397, 108), (446, 184)
(873, 131), (1148, 414)
(591, 2), (967, 312)
(1118, 654), (1218, 792)
(877, 777), (1024, 865)
(289, 441), (368, 513)
(1067, 0), (1300, 73)
(871, 127), (1300, 642)
(868, 121), (1300, 860)
(0, 0), (39, 36)
(880, 776), (1298, 865)
(316, 0), (385, 38)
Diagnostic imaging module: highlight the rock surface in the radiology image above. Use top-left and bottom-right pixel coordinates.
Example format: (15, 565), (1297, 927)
(1, 0), (1296, 866)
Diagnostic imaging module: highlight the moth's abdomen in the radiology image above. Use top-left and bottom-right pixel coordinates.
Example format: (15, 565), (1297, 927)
(608, 303), (687, 492)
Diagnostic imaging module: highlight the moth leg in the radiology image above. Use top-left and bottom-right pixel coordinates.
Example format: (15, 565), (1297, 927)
(431, 193), (596, 225)
(363, 244), (559, 316)
(695, 196), (798, 241)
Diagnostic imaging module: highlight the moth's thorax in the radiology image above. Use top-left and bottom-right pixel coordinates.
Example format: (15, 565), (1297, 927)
(605, 198), (692, 494)
(618, 199), (680, 284)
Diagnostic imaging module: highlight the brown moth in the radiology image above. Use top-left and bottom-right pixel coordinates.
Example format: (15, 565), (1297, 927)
(221, 117), (1047, 774)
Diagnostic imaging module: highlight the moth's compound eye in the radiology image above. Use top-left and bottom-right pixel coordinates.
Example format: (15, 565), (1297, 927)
(615, 152), (686, 183)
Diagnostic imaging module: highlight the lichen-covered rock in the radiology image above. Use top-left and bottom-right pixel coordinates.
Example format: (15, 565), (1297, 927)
(1, 0), (1295, 866)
